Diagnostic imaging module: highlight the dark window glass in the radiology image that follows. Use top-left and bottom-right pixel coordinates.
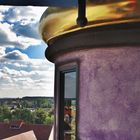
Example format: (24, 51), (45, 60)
(63, 71), (77, 140)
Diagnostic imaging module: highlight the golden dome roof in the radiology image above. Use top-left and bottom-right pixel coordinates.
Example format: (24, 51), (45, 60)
(39, 0), (140, 43)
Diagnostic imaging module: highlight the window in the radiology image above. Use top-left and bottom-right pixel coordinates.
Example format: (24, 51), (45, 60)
(55, 64), (78, 140)
(64, 71), (77, 140)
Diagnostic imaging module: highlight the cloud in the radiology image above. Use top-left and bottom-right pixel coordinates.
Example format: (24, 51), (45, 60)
(12, 23), (40, 39)
(0, 6), (54, 98)
(0, 22), (21, 47)
(0, 22), (41, 49)
(0, 12), (4, 21)
(3, 50), (29, 60)
(0, 6), (11, 21)
(0, 6), (46, 49)
(0, 6), (11, 12)
(3, 6), (46, 25)
(0, 51), (54, 97)
(0, 47), (6, 56)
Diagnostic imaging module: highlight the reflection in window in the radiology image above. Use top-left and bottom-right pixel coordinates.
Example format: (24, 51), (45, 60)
(63, 71), (77, 140)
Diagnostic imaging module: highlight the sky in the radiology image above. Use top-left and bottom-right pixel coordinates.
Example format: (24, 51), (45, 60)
(0, 6), (54, 98)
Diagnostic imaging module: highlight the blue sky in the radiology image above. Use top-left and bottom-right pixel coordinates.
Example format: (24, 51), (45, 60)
(0, 6), (54, 98)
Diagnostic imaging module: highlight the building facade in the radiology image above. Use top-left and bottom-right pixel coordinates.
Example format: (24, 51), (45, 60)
(39, 0), (140, 140)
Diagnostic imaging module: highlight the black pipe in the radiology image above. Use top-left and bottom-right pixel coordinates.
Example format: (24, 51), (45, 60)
(76, 0), (88, 27)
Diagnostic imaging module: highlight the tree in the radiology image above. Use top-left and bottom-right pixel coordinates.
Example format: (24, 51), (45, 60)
(12, 108), (33, 124)
(0, 106), (11, 122)
(34, 108), (48, 124)
(20, 108), (33, 123)
(46, 115), (54, 124)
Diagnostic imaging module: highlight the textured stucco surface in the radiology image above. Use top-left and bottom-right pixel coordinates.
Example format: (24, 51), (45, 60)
(55, 47), (140, 140)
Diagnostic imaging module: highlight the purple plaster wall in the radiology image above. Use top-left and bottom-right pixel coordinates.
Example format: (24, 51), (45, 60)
(55, 47), (140, 140)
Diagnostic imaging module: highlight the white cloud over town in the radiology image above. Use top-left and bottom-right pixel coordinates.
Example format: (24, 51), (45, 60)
(0, 6), (54, 98)
(0, 51), (54, 97)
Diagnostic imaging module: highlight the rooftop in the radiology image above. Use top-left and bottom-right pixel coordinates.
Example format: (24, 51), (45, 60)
(0, 121), (52, 140)
(3, 131), (37, 140)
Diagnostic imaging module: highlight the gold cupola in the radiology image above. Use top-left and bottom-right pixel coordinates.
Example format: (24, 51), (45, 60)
(39, 0), (140, 44)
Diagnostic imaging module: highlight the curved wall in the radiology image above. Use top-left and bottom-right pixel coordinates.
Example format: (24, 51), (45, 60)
(55, 46), (140, 140)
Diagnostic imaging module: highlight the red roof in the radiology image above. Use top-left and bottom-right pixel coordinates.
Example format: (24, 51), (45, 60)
(0, 122), (52, 140)
(9, 120), (25, 129)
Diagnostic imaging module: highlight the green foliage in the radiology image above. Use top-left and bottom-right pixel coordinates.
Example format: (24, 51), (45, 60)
(46, 115), (54, 124)
(0, 106), (11, 121)
(20, 98), (53, 109)
(0, 105), (54, 125)
(32, 98), (52, 108)
(12, 108), (34, 124)
(34, 108), (50, 124)
(0, 97), (54, 125)
(33, 108), (54, 124)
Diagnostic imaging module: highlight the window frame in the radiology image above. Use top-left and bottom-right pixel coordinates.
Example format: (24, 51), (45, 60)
(54, 61), (79, 140)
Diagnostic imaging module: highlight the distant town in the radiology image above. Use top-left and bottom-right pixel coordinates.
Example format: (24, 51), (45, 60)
(0, 97), (54, 125)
